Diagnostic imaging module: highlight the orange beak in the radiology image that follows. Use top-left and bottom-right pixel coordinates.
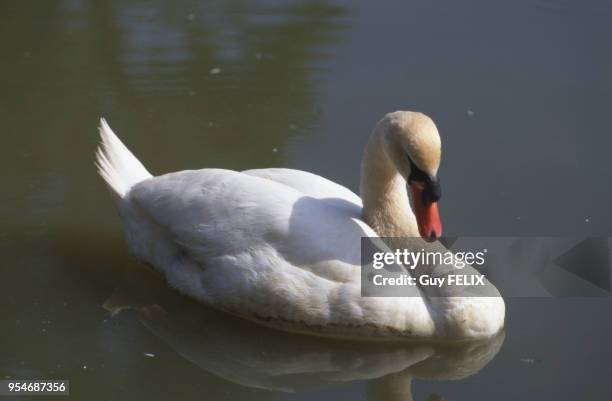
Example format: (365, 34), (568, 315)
(410, 183), (442, 241)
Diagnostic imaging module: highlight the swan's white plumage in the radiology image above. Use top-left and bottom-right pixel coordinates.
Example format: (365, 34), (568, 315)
(96, 118), (505, 341)
(95, 118), (151, 198)
(244, 168), (363, 206)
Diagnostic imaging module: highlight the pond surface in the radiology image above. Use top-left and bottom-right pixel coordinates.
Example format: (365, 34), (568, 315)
(1, 0), (612, 400)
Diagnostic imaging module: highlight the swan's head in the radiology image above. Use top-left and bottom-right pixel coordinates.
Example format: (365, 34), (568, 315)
(382, 111), (442, 241)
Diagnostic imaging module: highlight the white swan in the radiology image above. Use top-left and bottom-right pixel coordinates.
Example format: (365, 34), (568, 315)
(95, 111), (505, 341)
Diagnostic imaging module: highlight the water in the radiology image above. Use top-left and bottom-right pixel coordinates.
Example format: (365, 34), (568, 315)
(1, 0), (611, 400)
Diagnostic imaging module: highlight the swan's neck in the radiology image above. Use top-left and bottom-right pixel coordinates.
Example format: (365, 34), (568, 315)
(360, 129), (419, 237)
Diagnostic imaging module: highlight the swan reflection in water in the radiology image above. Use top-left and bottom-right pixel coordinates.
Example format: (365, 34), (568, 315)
(104, 264), (505, 401)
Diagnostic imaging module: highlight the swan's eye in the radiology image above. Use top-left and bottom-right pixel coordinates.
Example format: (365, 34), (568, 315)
(407, 155), (441, 203)
(406, 156), (428, 184)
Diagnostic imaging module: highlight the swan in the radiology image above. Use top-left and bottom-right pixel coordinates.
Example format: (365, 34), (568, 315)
(95, 111), (505, 341)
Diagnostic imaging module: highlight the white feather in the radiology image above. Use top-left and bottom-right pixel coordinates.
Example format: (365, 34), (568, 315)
(95, 118), (152, 198)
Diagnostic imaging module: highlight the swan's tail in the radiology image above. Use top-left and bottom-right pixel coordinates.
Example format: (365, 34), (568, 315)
(95, 118), (152, 199)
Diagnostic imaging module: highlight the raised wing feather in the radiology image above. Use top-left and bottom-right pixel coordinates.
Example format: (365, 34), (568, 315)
(243, 168), (362, 206)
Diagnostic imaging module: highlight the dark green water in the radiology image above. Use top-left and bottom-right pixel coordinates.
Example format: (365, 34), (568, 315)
(1, 0), (611, 400)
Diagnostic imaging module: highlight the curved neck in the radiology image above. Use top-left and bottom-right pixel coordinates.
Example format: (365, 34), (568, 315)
(360, 127), (419, 237)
